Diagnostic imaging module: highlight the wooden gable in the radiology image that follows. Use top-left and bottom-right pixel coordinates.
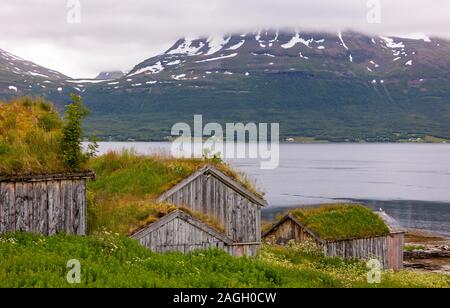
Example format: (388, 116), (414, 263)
(263, 214), (324, 245)
(131, 210), (232, 254)
(156, 166), (267, 244)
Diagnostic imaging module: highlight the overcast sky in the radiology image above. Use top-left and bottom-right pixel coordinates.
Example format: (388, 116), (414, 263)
(1, 0), (449, 78)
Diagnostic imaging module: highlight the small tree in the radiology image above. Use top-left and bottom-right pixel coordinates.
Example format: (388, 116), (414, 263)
(61, 94), (89, 171)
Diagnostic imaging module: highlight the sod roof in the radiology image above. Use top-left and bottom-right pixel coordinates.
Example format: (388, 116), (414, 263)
(287, 204), (391, 241)
(0, 97), (68, 175)
(87, 150), (263, 235)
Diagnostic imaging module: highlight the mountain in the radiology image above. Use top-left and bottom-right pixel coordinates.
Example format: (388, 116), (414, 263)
(2, 30), (450, 141)
(0, 48), (93, 103)
(95, 71), (125, 80)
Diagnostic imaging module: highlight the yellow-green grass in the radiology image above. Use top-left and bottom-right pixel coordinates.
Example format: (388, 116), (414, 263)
(289, 204), (390, 241)
(1, 233), (448, 288)
(87, 150), (261, 235)
(0, 97), (69, 175)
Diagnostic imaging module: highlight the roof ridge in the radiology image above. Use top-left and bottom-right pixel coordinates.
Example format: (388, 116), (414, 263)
(157, 164), (267, 207)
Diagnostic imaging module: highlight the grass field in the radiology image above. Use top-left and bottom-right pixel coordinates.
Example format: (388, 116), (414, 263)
(0, 233), (448, 288)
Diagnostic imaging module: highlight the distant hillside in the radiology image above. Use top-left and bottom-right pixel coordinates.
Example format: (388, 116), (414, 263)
(95, 71), (125, 80)
(1, 30), (450, 141)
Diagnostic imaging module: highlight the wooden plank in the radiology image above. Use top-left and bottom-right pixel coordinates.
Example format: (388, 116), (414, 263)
(47, 180), (61, 235)
(0, 182), (13, 233)
(72, 181), (82, 235)
(15, 182), (28, 232)
(32, 181), (48, 234)
(79, 180), (87, 235)
(0, 172), (95, 183)
(62, 180), (74, 234)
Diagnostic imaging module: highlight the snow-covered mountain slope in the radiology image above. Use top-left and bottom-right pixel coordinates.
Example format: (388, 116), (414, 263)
(0, 48), (72, 97)
(115, 29), (450, 87)
(1, 30), (450, 141)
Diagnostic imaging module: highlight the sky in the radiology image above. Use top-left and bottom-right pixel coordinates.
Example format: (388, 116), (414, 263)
(0, 0), (449, 78)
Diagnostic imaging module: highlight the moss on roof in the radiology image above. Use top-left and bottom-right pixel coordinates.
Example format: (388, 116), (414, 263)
(87, 150), (262, 235)
(289, 204), (390, 241)
(0, 97), (68, 175)
(0, 96), (91, 175)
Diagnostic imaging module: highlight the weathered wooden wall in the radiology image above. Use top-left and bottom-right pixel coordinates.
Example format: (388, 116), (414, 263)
(133, 211), (230, 254)
(228, 243), (261, 257)
(0, 174), (92, 236)
(386, 233), (404, 270)
(263, 217), (404, 270)
(162, 173), (261, 245)
(324, 234), (404, 270)
(264, 219), (315, 245)
(324, 237), (389, 269)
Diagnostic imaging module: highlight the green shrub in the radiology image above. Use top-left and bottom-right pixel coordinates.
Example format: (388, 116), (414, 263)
(61, 94), (89, 171)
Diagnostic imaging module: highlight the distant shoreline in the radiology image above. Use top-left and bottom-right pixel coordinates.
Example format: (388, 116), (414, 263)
(92, 140), (450, 144)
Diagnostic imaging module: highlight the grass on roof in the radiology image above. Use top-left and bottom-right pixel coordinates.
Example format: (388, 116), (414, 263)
(289, 204), (390, 241)
(0, 97), (67, 175)
(0, 96), (91, 175)
(87, 149), (261, 235)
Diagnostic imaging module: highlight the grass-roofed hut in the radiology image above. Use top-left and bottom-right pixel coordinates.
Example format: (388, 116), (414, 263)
(263, 204), (405, 270)
(0, 97), (94, 235)
(88, 151), (268, 257)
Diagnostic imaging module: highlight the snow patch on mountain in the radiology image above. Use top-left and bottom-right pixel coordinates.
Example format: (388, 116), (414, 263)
(299, 52), (309, 59)
(66, 79), (109, 84)
(195, 53), (238, 63)
(255, 30), (279, 48)
(28, 71), (49, 78)
(395, 33), (431, 42)
(172, 74), (186, 80)
(281, 32), (313, 49)
(167, 38), (205, 56)
(206, 36), (231, 55)
(380, 36), (405, 49)
(338, 32), (349, 50)
(128, 61), (164, 76)
(227, 40), (245, 50)
(166, 60), (181, 66)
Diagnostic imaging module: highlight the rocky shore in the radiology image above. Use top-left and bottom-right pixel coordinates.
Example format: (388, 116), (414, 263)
(403, 229), (450, 274)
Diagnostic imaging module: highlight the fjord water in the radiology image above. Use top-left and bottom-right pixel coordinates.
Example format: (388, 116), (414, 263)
(96, 142), (450, 237)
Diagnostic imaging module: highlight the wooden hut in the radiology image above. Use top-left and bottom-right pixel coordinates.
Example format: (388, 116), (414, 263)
(131, 165), (268, 257)
(0, 172), (95, 236)
(263, 207), (405, 270)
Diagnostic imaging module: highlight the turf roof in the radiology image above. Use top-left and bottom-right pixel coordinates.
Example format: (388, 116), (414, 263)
(288, 204), (391, 241)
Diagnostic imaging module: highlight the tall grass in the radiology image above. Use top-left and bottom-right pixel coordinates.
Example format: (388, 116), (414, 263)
(0, 97), (66, 175)
(0, 233), (448, 288)
(87, 150), (260, 235)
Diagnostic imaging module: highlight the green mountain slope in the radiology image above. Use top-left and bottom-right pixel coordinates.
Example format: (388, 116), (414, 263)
(2, 30), (450, 141)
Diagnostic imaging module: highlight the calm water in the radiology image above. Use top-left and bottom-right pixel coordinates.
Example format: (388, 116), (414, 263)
(95, 142), (450, 237)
